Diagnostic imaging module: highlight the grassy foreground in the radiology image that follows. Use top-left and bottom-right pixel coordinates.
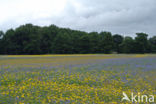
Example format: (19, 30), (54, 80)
(0, 54), (156, 104)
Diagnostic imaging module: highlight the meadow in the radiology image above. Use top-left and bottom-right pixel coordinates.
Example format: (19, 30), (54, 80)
(0, 54), (156, 104)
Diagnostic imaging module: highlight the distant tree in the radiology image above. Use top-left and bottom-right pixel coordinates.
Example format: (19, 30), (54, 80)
(99, 32), (113, 53)
(79, 34), (91, 53)
(70, 31), (85, 53)
(1, 29), (17, 54)
(52, 32), (73, 54)
(0, 30), (4, 38)
(40, 25), (58, 54)
(149, 36), (156, 53)
(113, 34), (124, 53)
(13, 24), (41, 54)
(120, 36), (135, 53)
(89, 32), (100, 53)
(0, 23), (155, 54)
(0, 30), (4, 54)
(134, 33), (148, 53)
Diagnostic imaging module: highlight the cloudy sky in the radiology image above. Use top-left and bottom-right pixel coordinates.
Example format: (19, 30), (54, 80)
(0, 0), (156, 37)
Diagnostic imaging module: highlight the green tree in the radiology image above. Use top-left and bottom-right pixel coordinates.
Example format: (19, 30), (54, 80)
(0, 23), (155, 54)
(99, 32), (113, 53)
(120, 36), (135, 53)
(149, 36), (156, 53)
(0, 30), (4, 54)
(1, 29), (17, 54)
(89, 32), (100, 53)
(134, 33), (148, 53)
(14, 24), (41, 54)
(52, 32), (73, 54)
(69, 31), (84, 53)
(113, 34), (124, 53)
(0, 31), (4, 38)
(40, 25), (58, 54)
(79, 34), (91, 54)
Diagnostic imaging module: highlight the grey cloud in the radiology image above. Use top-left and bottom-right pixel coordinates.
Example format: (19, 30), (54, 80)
(0, 0), (156, 37)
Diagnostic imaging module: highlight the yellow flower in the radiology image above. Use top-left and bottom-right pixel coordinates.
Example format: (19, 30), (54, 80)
(21, 94), (25, 98)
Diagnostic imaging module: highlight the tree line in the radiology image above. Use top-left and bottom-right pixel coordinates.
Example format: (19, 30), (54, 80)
(0, 24), (156, 54)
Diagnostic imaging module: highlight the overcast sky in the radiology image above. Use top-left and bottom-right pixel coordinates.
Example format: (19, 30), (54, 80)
(0, 0), (156, 37)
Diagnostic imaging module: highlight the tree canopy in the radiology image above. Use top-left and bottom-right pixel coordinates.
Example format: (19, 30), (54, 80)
(0, 24), (155, 54)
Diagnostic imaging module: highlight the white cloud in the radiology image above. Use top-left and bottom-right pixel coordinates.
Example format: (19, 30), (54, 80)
(0, 0), (156, 36)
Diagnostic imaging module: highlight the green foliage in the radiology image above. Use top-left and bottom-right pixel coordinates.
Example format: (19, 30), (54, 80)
(89, 32), (100, 53)
(120, 36), (135, 53)
(0, 30), (4, 53)
(149, 36), (156, 53)
(113, 34), (124, 53)
(52, 32), (73, 54)
(79, 34), (91, 53)
(99, 32), (113, 53)
(0, 24), (155, 54)
(0, 30), (4, 38)
(134, 33), (148, 53)
(40, 26), (58, 54)
(1, 29), (16, 54)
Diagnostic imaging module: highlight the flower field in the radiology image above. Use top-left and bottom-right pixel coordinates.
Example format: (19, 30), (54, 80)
(0, 54), (156, 104)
